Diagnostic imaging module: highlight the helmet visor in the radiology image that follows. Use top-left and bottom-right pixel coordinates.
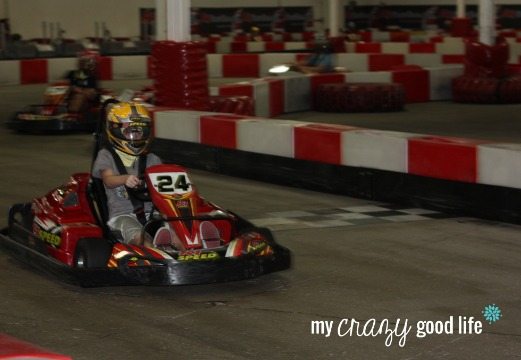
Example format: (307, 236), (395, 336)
(121, 123), (149, 141)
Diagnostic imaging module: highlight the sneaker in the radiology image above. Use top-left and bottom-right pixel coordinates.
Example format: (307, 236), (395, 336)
(153, 226), (172, 247)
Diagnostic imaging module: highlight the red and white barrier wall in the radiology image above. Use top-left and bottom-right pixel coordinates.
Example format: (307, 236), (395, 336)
(152, 110), (521, 191)
(217, 66), (464, 117)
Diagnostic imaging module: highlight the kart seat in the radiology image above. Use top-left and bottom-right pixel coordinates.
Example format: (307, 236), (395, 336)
(88, 176), (122, 241)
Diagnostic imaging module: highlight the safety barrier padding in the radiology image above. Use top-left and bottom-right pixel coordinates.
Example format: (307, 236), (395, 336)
(200, 114), (249, 149)
(20, 59), (48, 84)
(294, 124), (358, 165)
(0, 60), (20, 85)
(342, 130), (419, 173)
(478, 143), (521, 189)
(391, 66), (430, 103)
(222, 54), (260, 77)
(48, 58), (76, 81)
(369, 54), (405, 71)
(313, 83), (405, 112)
(236, 118), (307, 158)
(152, 109), (521, 223)
(408, 136), (488, 183)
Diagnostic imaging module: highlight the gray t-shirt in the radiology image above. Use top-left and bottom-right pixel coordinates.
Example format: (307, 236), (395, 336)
(92, 148), (162, 219)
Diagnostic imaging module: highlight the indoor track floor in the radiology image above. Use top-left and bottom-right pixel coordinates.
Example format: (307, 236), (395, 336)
(0, 80), (520, 359)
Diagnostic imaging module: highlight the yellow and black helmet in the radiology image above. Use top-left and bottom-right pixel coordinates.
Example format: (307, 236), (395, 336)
(106, 102), (152, 156)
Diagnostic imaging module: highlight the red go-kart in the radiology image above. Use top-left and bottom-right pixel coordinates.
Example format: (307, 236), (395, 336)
(7, 82), (112, 133)
(0, 109), (290, 286)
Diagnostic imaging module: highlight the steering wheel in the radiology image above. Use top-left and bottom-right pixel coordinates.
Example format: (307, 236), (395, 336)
(126, 176), (150, 202)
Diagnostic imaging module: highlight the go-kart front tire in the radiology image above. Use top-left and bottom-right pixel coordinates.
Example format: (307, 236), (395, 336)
(74, 238), (112, 269)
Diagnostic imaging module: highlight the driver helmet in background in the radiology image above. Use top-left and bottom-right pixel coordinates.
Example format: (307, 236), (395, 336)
(106, 102), (152, 156)
(78, 50), (99, 74)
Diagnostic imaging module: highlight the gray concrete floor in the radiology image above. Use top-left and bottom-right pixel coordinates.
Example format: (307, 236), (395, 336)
(0, 80), (520, 359)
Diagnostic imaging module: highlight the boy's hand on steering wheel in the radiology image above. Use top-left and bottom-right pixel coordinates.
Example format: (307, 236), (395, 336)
(125, 175), (141, 188)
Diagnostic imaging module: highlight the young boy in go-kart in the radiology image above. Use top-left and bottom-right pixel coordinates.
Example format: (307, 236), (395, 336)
(66, 51), (100, 113)
(92, 101), (178, 248)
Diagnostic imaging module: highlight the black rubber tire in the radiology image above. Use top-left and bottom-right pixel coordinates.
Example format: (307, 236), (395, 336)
(74, 238), (112, 269)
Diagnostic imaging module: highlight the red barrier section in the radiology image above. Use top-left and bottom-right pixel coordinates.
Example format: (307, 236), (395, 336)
(390, 31), (410, 42)
(146, 55), (154, 79)
(359, 31), (372, 42)
(451, 17), (473, 37)
(355, 42), (381, 53)
(20, 59), (47, 84)
(464, 41), (509, 78)
(200, 114), (247, 149)
(267, 78), (284, 117)
(208, 96), (254, 115)
(409, 43), (435, 53)
(205, 41), (217, 54)
(218, 83), (253, 98)
(309, 73), (345, 94)
(265, 42), (285, 52)
(369, 54), (405, 71)
(98, 56), (113, 81)
(222, 54), (260, 77)
(231, 42), (247, 52)
(294, 124), (358, 165)
(442, 55), (466, 64)
(408, 136), (485, 183)
(391, 67), (430, 103)
(151, 41), (209, 110)
(0, 333), (71, 360)
(452, 76), (500, 103)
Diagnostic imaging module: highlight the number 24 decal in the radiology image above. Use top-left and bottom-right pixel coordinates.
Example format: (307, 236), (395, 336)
(151, 172), (192, 194)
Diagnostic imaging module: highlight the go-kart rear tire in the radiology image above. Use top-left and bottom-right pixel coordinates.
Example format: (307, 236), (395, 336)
(74, 238), (112, 269)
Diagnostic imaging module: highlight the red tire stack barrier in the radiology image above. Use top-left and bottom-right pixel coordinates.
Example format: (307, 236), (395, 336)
(498, 76), (521, 104)
(452, 76), (500, 103)
(452, 40), (518, 104)
(151, 41), (209, 110)
(314, 83), (405, 113)
(464, 41), (509, 78)
(208, 95), (254, 115)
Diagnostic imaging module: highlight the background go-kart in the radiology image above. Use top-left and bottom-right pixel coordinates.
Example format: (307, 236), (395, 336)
(0, 80), (520, 359)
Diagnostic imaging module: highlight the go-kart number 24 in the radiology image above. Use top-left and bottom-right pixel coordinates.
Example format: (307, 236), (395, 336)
(151, 172), (192, 195)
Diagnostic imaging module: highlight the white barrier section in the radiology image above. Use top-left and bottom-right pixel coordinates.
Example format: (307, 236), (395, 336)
(345, 71), (392, 83)
(215, 40), (232, 54)
(284, 42), (308, 51)
(259, 53), (297, 76)
(282, 74), (311, 113)
(435, 38), (465, 55)
(155, 110), (214, 142)
(372, 31), (391, 42)
(48, 58), (76, 81)
(478, 143), (521, 189)
(342, 129), (420, 172)
(508, 43), (521, 64)
(112, 55), (148, 79)
(237, 119), (305, 158)
(207, 54), (223, 78)
(251, 79), (270, 117)
(382, 42), (409, 54)
(247, 42), (265, 52)
(428, 65), (464, 101)
(0, 60), (20, 85)
(336, 53), (369, 72)
(405, 54), (443, 67)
